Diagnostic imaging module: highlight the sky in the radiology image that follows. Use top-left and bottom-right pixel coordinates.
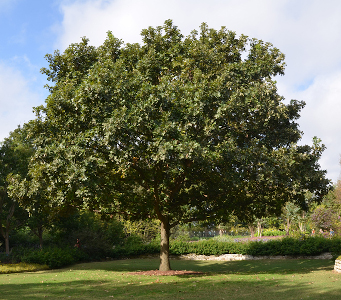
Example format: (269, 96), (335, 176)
(0, 0), (340, 183)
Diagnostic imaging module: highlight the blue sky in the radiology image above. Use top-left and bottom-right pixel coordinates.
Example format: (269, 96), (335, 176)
(1, 0), (341, 183)
(0, 0), (62, 133)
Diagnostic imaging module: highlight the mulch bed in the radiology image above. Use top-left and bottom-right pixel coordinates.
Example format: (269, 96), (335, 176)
(129, 270), (205, 276)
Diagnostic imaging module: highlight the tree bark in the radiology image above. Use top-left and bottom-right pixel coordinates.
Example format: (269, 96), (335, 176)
(159, 218), (171, 271)
(0, 202), (15, 255)
(257, 220), (262, 237)
(1, 224), (10, 254)
(1, 217), (12, 255)
(249, 225), (255, 238)
(286, 218), (290, 235)
(5, 232), (9, 255)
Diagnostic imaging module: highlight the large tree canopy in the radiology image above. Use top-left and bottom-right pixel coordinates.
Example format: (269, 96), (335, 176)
(27, 20), (330, 270)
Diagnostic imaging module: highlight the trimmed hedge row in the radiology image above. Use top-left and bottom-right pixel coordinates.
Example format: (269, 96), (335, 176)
(3, 237), (340, 270)
(112, 237), (341, 258)
(169, 239), (249, 255)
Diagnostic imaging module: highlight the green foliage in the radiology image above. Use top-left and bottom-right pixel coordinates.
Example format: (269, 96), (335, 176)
(0, 126), (33, 253)
(28, 20), (330, 225)
(0, 252), (13, 264)
(6, 227), (40, 249)
(329, 238), (341, 255)
(111, 237), (341, 258)
(247, 237), (333, 256)
(16, 247), (86, 269)
(25, 20), (331, 270)
(111, 237), (159, 258)
(170, 239), (250, 255)
(122, 219), (160, 243)
(256, 229), (286, 237)
(311, 204), (340, 233)
(50, 211), (125, 259)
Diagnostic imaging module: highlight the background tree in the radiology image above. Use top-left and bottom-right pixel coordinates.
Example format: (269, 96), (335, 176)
(49, 210), (124, 258)
(0, 126), (32, 254)
(7, 170), (66, 249)
(311, 205), (337, 233)
(122, 219), (160, 243)
(281, 201), (301, 235)
(310, 181), (341, 235)
(27, 20), (331, 270)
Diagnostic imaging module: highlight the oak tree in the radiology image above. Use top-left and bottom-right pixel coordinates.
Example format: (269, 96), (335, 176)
(28, 20), (330, 270)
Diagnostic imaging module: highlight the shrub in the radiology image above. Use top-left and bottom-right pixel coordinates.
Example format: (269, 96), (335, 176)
(50, 211), (125, 260)
(16, 247), (86, 269)
(111, 237), (337, 258)
(258, 229), (286, 237)
(111, 236), (159, 258)
(330, 238), (341, 255)
(170, 239), (249, 256)
(97, 236), (341, 259)
(0, 252), (15, 264)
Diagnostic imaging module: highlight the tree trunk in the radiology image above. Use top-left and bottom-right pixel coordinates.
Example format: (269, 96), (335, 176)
(257, 220), (262, 237)
(5, 235), (9, 254)
(249, 225), (255, 237)
(286, 218), (290, 235)
(1, 220), (11, 255)
(159, 218), (171, 271)
(0, 202), (15, 255)
(299, 212), (305, 233)
(38, 227), (43, 249)
(4, 231), (10, 255)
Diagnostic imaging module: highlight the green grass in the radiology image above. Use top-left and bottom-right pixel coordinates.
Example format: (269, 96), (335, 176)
(0, 258), (340, 299)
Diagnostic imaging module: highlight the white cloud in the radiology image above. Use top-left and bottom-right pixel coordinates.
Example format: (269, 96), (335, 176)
(57, 0), (341, 86)
(0, 62), (41, 141)
(294, 73), (341, 182)
(57, 0), (285, 50)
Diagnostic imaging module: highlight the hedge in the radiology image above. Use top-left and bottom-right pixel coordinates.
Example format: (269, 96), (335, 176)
(3, 236), (340, 270)
(112, 237), (341, 258)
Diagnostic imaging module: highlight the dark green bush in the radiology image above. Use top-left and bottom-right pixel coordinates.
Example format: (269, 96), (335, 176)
(0, 252), (15, 263)
(49, 211), (125, 260)
(111, 237), (159, 258)
(169, 237), (341, 257)
(17, 247), (87, 269)
(330, 238), (341, 255)
(170, 239), (250, 256)
(113, 237), (337, 258)
(6, 236), (340, 265)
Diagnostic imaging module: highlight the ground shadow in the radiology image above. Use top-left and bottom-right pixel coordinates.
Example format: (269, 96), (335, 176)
(69, 257), (335, 276)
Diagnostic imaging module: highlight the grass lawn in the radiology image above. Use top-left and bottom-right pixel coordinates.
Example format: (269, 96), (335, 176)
(0, 258), (340, 299)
